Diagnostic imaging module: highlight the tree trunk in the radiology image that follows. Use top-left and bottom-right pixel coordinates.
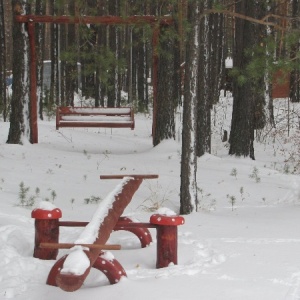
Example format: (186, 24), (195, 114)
(7, 0), (30, 144)
(107, 0), (117, 107)
(153, 24), (180, 146)
(196, 0), (212, 157)
(49, 1), (59, 106)
(196, 0), (225, 157)
(0, 0), (7, 121)
(263, 0), (275, 129)
(65, 1), (77, 107)
(35, 0), (46, 120)
(290, 0), (300, 103)
(229, 0), (258, 160)
(180, 1), (201, 214)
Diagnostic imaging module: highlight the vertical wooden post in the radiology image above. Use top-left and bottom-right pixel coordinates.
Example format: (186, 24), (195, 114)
(28, 21), (38, 144)
(31, 208), (62, 260)
(152, 24), (160, 145)
(150, 214), (185, 268)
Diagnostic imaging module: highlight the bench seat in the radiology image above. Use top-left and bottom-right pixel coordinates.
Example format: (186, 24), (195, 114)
(56, 106), (135, 130)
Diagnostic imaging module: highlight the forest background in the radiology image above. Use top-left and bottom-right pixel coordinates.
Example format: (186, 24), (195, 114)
(0, 0), (300, 214)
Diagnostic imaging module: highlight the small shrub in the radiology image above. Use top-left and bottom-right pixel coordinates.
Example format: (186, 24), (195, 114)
(138, 182), (171, 212)
(230, 168), (238, 179)
(249, 167), (261, 183)
(240, 186), (245, 201)
(197, 187), (216, 211)
(19, 182), (30, 206)
(84, 195), (102, 204)
(18, 182), (40, 207)
(227, 194), (236, 211)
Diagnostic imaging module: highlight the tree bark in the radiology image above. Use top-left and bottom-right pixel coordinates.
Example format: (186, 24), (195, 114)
(35, 0), (46, 120)
(49, 1), (59, 106)
(7, 0), (30, 144)
(290, 0), (300, 103)
(229, 0), (258, 160)
(0, 0), (7, 121)
(180, 1), (201, 214)
(196, 0), (225, 157)
(65, 1), (77, 106)
(153, 24), (180, 146)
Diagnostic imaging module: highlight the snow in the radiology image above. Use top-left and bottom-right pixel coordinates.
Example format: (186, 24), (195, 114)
(35, 201), (57, 211)
(1, 96), (300, 299)
(60, 247), (90, 276)
(75, 177), (132, 245)
(59, 177), (132, 276)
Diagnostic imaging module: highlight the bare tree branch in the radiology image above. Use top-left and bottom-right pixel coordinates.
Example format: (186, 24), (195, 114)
(202, 9), (287, 31)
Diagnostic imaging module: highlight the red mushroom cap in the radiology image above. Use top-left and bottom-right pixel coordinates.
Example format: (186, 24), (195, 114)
(31, 208), (62, 220)
(150, 214), (185, 226)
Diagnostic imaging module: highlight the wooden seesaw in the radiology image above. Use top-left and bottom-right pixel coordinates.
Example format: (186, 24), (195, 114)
(31, 174), (184, 292)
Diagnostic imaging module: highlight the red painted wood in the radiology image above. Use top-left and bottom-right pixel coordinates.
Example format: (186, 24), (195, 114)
(272, 70), (290, 98)
(152, 25), (160, 142)
(47, 253), (127, 287)
(155, 225), (178, 268)
(114, 217), (153, 248)
(32, 208), (62, 260)
(150, 214), (185, 226)
(93, 253), (127, 284)
(56, 106), (135, 130)
(28, 22), (38, 143)
(58, 106), (132, 115)
(15, 15), (174, 26)
(55, 178), (143, 292)
(58, 121), (134, 128)
(40, 242), (121, 250)
(33, 219), (60, 260)
(150, 214), (185, 268)
(47, 255), (67, 286)
(32, 208), (62, 220)
(59, 221), (88, 227)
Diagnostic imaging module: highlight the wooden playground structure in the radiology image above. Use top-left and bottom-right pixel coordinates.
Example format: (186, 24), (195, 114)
(31, 174), (185, 292)
(15, 14), (175, 144)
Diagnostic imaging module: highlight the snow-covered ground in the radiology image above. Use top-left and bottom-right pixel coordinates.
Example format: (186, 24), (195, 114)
(1, 96), (300, 299)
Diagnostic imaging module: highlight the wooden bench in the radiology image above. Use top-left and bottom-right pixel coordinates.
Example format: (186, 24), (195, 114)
(56, 106), (135, 130)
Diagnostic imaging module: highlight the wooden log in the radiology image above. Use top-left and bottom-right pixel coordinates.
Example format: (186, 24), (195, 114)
(40, 243), (121, 250)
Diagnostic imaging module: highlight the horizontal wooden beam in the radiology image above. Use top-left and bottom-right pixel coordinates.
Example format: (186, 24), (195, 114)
(15, 15), (174, 26)
(40, 242), (121, 250)
(59, 220), (157, 229)
(100, 174), (159, 180)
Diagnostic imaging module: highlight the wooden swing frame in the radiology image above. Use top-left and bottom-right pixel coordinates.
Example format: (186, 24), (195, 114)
(15, 14), (174, 143)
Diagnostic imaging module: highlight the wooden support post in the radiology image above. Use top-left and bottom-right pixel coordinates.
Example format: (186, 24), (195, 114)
(152, 24), (160, 144)
(150, 214), (185, 268)
(27, 21), (38, 144)
(31, 208), (62, 260)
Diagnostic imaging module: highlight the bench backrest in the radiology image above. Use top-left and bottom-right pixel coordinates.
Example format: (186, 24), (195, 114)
(58, 107), (132, 116)
(56, 106), (135, 130)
